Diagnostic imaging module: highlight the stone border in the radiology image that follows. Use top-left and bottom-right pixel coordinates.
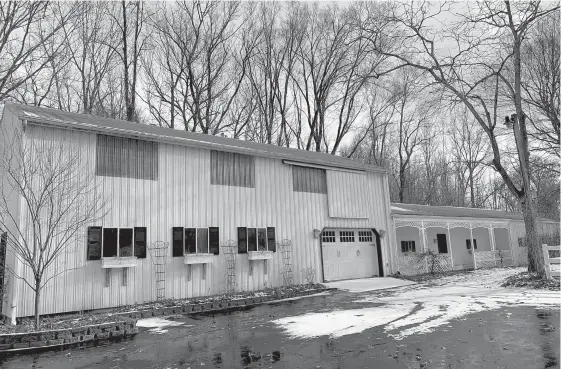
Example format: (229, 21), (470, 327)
(114, 287), (334, 320)
(0, 320), (138, 353)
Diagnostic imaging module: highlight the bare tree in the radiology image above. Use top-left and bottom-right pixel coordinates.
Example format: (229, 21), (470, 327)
(449, 109), (491, 207)
(0, 127), (106, 329)
(0, 2), (75, 103)
(362, 0), (559, 275)
(519, 11), (560, 159)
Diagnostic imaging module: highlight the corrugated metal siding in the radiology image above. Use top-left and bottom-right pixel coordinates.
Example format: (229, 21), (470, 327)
(14, 124), (393, 317)
(96, 134), (158, 180)
(210, 150), (255, 188)
(292, 166), (327, 194)
(326, 170), (368, 219)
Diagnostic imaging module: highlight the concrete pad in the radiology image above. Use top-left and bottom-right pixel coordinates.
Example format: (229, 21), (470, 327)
(322, 277), (416, 293)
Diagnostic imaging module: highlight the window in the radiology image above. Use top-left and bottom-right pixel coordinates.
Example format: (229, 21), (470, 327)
(466, 239), (478, 250)
(87, 227), (102, 260)
(172, 227), (220, 256)
(339, 231), (355, 242)
(358, 231), (373, 242)
(238, 227), (248, 254)
(518, 237), (526, 247)
(134, 227), (147, 258)
(322, 230), (336, 243)
(401, 241), (416, 253)
(210, 151), (255, 188)
(96, 134), (158, 180)
(292, 166), (327, 194)
(87, 227), (147, 260)
(238, 227), (276, 253)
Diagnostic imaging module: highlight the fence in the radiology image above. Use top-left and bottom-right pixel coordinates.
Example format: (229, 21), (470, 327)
(397, 254), (453, 276)
(542, 244), (560, 280)
(474, 250), (513, 269)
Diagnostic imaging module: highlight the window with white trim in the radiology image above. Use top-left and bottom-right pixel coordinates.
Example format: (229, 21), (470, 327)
(322, 230), (336, 243)
(401, 240), (415, 253)
(466, 239), (478, 250)
(339, 231), (355, 242)
(358, 231), (373, 242)
(171, 227), (220, 256)
(237, 227), (276, 252)
(87, 226), (147, 260)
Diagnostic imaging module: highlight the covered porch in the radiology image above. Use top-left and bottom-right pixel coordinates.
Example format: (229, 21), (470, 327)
(394, 218), (513, 276)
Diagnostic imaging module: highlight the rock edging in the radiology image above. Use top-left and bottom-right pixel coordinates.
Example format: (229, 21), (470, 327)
(114, 287), (334, 320)
(0, 320), (138, 353)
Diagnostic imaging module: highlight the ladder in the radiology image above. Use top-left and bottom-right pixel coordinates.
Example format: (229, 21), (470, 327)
(149, 241), (169, 300)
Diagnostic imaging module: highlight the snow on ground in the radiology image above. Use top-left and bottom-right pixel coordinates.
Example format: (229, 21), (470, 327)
(136, 317), (187, 334)
(273, 267), (560, 340)
(322, 277), (416, 293)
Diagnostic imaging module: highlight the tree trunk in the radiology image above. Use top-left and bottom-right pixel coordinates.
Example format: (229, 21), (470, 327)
(34, 279), (41, 331)
(521, 195), (543, 275)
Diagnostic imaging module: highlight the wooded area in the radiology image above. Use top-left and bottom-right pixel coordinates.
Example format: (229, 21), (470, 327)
(1, 1), (558, 222)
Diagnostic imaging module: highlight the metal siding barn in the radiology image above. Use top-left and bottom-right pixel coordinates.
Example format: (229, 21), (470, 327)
(0, 104), (395, 320)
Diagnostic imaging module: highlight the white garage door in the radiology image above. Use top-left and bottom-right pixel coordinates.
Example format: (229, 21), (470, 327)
(322, 229), (379, 282)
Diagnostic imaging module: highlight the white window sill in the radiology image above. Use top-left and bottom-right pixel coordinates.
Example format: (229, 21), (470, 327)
(184, 253), (214, 264)
(248, 250), (274, 260)
(101, 256), (138, 268)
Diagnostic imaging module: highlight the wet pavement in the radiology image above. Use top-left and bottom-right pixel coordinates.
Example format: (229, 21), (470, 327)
(1, 288), (559, 369)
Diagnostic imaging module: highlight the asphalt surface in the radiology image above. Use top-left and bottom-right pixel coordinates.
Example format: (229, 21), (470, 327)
(1, 290), (559, 369)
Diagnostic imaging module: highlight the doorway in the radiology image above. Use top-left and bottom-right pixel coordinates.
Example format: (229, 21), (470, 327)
(437, 233), (448, 253)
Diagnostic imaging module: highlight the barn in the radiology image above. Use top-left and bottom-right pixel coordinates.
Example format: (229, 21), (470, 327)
(0, 103), (395, 322)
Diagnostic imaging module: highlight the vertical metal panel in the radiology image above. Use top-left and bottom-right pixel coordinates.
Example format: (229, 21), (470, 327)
(292, 166), (327, 194)
(14, 124), (394, 317)
(326, 170), (368, 218)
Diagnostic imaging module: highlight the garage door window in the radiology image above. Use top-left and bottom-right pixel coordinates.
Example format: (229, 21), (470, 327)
(339, 231), (355, 242)
(322, 231), (336, 243)
(358, 231), (372, 242)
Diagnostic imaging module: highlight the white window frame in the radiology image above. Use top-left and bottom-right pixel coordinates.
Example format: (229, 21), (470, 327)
(401, 240), (416, 253)
(358, 231), (373, 242)
(184, 227), (210, 254)
(246, 227), (269, 251)
(103, 227), (134, 258)
(339, 230), (355, 242)
(322, 230), (336, 243)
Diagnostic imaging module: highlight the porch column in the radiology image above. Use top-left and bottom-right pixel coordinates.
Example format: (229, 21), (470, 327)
(470, 225), (476, 269)
(488, 225), (496, 267)
(419, 221), (428, 273)
(447, 222), (454, 269)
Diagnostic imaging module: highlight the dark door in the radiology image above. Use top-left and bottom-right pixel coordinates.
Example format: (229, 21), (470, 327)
(372, 229), (384, 277)
(437, 234), (448, 254)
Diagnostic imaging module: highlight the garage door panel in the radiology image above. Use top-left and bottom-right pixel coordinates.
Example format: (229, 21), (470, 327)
(322, 229), (378, 282)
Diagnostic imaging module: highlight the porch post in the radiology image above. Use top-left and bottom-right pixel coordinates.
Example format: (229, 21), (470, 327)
(447, 222), (454, 270)
(470, 225), (476, 269)
(419, 221), (428, 273)
(488, 224), (496, 267)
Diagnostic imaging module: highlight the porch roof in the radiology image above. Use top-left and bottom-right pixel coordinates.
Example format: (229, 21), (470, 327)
(391, 203), (557, 223)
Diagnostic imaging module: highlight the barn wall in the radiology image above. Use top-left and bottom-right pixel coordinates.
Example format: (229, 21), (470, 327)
(12, 124), (392, 317)
(0, 106), (25, 320)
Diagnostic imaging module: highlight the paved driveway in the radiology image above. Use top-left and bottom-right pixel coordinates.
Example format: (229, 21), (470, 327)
(1, 268), (559, 369)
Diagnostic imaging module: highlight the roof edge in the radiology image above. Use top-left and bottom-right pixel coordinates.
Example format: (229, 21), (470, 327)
(13, 107), (386, 174)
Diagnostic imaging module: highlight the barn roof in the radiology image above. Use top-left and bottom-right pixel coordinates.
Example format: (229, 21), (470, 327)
(2, 103), (385, 173)
(391, 203), (558, 223)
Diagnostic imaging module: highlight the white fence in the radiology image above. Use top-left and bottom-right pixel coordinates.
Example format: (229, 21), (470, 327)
(542, 244), (560, 280)
(397, 254), (453, 276)
(474, 250), (513, 269)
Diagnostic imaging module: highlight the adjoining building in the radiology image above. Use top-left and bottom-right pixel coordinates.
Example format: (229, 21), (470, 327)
(0, 103), (395, 322)
(392, 203), (559, 275)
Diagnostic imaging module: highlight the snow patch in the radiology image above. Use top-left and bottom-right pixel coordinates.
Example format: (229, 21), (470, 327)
(274, 268), (560, 340)
(137, 317), (186, 334)
(323, 277), (416, 293)
(273, 305), (412, 339)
